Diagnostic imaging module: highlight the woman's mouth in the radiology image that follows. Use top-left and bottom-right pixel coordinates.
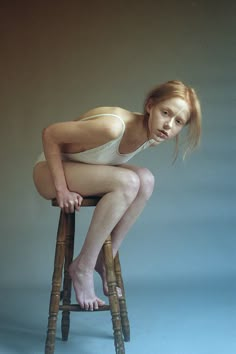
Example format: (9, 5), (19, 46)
(157, 130), (168, 139)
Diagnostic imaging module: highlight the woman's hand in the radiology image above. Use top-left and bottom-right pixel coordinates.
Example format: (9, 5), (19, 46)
(56, 189), (83, 213)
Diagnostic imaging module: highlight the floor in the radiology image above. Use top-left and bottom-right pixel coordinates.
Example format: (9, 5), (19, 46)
(0, 278), (235, 354)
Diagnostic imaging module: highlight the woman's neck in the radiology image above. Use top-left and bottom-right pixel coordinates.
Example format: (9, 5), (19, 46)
(126, 112), (149, 143)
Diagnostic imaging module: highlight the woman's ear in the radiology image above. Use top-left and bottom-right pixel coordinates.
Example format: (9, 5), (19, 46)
(146, 99), (153, 114)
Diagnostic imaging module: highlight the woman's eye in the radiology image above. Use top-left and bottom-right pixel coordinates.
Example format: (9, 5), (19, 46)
(162, 110), (168, 116)
(176, 119), (183, 125)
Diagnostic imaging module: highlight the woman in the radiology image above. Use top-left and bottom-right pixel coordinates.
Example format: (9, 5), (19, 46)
(33, 80), (201, 311)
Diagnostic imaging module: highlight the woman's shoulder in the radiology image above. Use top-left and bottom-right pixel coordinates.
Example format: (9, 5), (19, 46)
(77, 106), (142, 127)
(73, 107), (131, 140)
(78, 106), (132, 120)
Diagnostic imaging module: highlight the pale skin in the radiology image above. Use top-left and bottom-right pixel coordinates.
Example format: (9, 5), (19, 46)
(33, 97), (190, 311)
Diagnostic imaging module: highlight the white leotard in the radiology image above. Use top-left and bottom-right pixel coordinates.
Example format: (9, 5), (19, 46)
(35, 113), (155, 166)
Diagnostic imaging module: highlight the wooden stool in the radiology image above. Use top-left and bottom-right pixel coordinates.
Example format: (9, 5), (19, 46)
(45, 196), (130, 354)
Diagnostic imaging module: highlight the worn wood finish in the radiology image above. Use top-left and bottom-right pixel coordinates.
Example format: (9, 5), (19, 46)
(61, 212), (75, 341)
(45, 211), (66, 354)
(103, 236), (125, 354)
(45, 197), (130, 354)
(114, 253), (130, 342)
(59, 304), (110, 311)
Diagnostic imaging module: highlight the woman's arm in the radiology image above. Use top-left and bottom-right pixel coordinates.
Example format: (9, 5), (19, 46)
(42, 117), (123, 212)
(42, 124), (82, 212)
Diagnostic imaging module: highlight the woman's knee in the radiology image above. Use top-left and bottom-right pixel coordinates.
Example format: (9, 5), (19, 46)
(117, 170), (140, 202)
(135, 168), (155, 200)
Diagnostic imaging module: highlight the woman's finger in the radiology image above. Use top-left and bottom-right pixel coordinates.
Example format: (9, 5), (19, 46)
(63, 202), (71, 214)
(77, 194), (83, 205)
(68, 200), (75, 213)
(74, 198), (80, 211)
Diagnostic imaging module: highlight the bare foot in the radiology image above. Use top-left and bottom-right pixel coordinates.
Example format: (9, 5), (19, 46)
(69, 261), (105, 311)
(95, 251), (109, 296)
(95, 251), (123, 298)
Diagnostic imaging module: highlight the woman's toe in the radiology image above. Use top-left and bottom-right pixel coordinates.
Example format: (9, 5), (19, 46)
(79, 300), (84, 309)
(97, 297), (105, 306)
(90, 301), (95, 311)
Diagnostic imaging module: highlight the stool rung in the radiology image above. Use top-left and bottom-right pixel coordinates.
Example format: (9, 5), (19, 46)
(59, 304), (110, 312)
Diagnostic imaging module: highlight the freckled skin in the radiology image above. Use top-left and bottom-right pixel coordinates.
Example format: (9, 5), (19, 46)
(147, 97), (190, 143)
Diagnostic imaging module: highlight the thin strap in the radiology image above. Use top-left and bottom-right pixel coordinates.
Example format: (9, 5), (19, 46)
(81, 113), (124, 121)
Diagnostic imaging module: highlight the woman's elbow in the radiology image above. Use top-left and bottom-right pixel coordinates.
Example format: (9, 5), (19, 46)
(42, 126), (53, 144)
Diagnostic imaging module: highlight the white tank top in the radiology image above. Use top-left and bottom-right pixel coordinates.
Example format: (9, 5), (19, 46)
(35, 113), (155, 166)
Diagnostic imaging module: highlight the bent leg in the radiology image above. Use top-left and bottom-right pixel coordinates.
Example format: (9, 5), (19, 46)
(95, 164), (155, 294)
(111, 164), (155, 254)
(33, 161), (140, 310)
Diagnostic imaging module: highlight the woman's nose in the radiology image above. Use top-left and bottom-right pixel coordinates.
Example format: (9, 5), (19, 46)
(164, 118), (173, 129)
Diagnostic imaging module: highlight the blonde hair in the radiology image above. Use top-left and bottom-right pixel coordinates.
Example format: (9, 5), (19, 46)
(144, 80), (202, 160)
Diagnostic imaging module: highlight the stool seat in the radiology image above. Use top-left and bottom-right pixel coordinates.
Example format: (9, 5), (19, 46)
(51, 196), (101, 207)
(45, 196), (130, 354)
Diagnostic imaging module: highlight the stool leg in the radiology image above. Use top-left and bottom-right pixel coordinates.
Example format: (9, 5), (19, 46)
(103, 236), (125, 354)
(45, 211), (67, 354)
(114, 253), (130, 342)
(61, 212), (75, 341)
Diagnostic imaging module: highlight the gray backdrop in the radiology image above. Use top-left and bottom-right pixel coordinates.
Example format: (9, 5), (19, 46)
(0, 0), (235, 303)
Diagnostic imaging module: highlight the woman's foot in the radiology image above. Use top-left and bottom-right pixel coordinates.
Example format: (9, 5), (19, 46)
(95, 251), (123, 298)
(95, 251), (109, 296)
(69, 260), (105, 311)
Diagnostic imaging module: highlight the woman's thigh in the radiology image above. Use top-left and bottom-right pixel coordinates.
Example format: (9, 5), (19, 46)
(118, 163), (144, 174)
(33, 161), (139, 199)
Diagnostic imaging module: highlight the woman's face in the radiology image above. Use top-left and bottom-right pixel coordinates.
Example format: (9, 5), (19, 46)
(147, 97), (190, 143)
